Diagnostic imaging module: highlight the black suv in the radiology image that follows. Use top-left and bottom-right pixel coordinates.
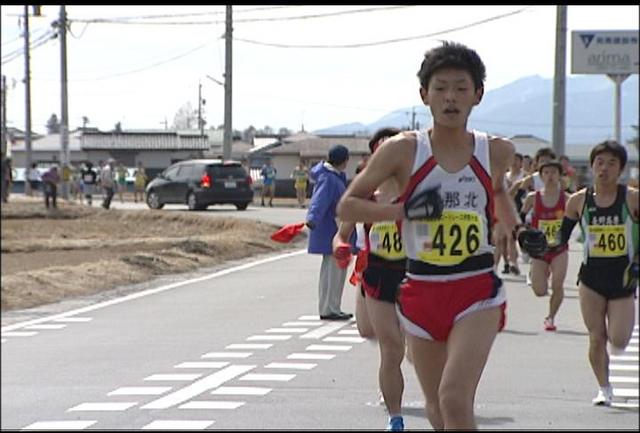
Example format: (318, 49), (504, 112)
(145, 159), (253, 211)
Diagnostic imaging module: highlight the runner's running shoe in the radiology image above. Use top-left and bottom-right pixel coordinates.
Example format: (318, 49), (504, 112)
(386, 416), (404, 431)
(544, 317), (556, 331)
(592, 386), (613, 406)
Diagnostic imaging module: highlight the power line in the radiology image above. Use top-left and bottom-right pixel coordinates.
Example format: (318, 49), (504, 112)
(235, 7), (531, 48)
(1, 29), (57, 65)
(67, 6), (414, 26)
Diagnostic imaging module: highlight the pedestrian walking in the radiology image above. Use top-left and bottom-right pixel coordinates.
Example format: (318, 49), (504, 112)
(557, 140), (638, 406)
(291, 160), (309, 208)
(27, 162), (41, 197)
(336, 41), (543, 430)
(133, 161), (147, 203)
(116, 161), (128, 203)
(260, 160), (277, 207)
(306, 144), (352, 321)
(101, 159), (116, 209)
(81, 161), (98, 206)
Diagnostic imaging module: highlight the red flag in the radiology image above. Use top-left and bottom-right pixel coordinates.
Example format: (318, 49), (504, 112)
(270, 222), (305, 243)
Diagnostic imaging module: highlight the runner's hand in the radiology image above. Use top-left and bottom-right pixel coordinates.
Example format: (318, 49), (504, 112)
(333, 241), (352, 269)
(517, 228), (547, 258)
(404, 185), (443, 220)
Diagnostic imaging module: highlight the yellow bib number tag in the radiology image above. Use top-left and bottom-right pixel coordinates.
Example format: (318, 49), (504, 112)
(588, 225), (626, 257)
(370, 222), (404, 260)
(539, 219), (562, 247)
(416, 210), (482, 265)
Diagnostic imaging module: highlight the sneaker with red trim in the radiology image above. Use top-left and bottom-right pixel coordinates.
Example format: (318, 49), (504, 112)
(544, 317), (556, 331)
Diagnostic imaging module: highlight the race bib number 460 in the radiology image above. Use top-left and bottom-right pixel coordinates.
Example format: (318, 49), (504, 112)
(588, 225), (626, 257)
(416, 210), (482, 265)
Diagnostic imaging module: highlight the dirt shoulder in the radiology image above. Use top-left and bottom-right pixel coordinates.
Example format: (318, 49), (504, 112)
(1, 197), (304, 313)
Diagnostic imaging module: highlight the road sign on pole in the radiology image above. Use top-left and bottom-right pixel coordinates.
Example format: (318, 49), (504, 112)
(571, 30), (639, 75)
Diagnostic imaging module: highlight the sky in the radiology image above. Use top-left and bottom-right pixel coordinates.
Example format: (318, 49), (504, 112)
(1, 5), (639, 135)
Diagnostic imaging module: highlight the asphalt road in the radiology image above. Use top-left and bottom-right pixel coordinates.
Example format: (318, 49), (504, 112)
(1, 202), (638, 430)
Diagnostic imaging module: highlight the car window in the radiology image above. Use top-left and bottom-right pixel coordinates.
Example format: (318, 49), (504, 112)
(175, 164), (193, 181)
(207, 165), (247, 178)
(164, 165), (180, 180)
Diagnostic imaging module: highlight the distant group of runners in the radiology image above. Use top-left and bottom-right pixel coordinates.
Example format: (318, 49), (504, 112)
(326, 41), (638, 430)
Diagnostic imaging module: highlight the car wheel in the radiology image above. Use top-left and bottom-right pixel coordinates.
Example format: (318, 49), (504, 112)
(187, 192), (203, 211)
(235, 202), (249, 211)
(146, 190), (164, 209)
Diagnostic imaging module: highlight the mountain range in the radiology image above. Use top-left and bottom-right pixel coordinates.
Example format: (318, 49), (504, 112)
(313, 74), (639, 145)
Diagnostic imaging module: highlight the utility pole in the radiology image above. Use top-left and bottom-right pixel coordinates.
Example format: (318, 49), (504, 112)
(197, 80), (203, 136)
(23, 5), (33, 195)
(223, 5), (232, 160)
(1, 75), (7, 157)
(411, 107), (416, 130)
(551, 5), (567, 159)
(59, 5), (69, 199)
(608, 74), (629, 144)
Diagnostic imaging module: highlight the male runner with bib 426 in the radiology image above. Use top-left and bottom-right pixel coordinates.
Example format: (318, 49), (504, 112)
(337, 41), (542, 430)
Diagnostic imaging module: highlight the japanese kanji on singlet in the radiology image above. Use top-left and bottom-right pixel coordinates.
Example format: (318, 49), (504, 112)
(396, 129), (506, 341)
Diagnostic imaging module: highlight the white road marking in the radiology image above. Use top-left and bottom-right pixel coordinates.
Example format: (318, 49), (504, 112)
(144, 374), (202, 381)
(265, 362), (316, 370)
(22, 420), (97, 430)
(226, 343), (272, 350)
(24, 324), (67, 330)
(266, 327), (308, 333)
(287, 353), (336, 360)
(300, 322), (350, 339)
(282, 321), (322, 326)
(2, 250), (307, 333)
(1, 331), (37, 337)
(298, 315), (320, 320)
(68, 402), (137, 411)
(174, 362), (229, 369)
(613, 388), (639, 398)
(610, 355), (639, 362)
(611, 401), (640, 408)
(610, 376), (639, 383)
(179, 401), (245, 409)
(202, 352), (252, 359)
(141, 365), (255, 410)
(610, 364), (639, 371)
(323, 336), (366, 343)
(305, 344), (352, 351)
(141, 420), (214, 430)
(239, 373), (295, 382)
(108, 386), (172, 396)
(246, 335), (291, 341)
(211, 386), (272, 396)
(52, 317), (93, 323)
(338, 329), (361, 335)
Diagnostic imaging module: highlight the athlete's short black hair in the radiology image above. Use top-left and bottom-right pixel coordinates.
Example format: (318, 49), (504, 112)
(589, 140), (627, 170)
(417, 41), (486, 91)
(534, 147), (556, 163)
(368, 127), (402, 154)
(514, 153), (523, 162)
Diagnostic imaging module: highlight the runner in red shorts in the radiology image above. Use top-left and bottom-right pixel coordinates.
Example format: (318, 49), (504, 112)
(520, 160), (570, 331)
(336, 42), (542, 430)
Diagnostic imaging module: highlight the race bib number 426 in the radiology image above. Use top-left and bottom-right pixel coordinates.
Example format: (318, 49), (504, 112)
(588, 225), (626, 257)
(416, 210), (482, 265)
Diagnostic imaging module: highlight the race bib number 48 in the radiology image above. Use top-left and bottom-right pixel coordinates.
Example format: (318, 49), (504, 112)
(416, 210), (482, 265)
(588, 225), (626, 257)
(370, 222), (404, 260)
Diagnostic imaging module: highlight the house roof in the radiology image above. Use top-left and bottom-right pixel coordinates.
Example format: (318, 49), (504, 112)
(80, 130), (209, 150)
(10, 132), (83, 152)
(265, 136), (370, 158)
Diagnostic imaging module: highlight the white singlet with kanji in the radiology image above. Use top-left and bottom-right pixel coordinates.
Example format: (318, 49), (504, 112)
(402, 129), (495, 282)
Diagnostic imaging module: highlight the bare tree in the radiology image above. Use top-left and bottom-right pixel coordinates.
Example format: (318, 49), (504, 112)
(172, 102), (198, 130)
(46, 113), (60, 134)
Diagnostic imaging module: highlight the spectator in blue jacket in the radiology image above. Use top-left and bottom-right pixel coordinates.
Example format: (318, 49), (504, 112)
(306, 144), (352, 320)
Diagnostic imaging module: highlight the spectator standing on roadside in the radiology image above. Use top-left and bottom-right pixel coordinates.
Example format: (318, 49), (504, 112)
(260, 159), (277, 207)
(116, 161), (128, 203)
(27, 162), (41, 197)
(291, 160), (309, 208)
(81, 161), (98, 206)
(306, 144), (352, 321)
(133, 161), (147, 203)
(41, 165), (60, 209)
(101, 159), (116, 209)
